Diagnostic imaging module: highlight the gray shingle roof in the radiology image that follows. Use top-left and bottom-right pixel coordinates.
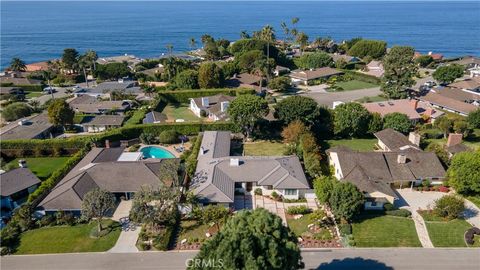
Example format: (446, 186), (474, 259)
(0, 168), (41, 197)
(69, 95), (130, 114)
(374, 129), (420, 151)
(82, 115), (125, 126)
(191, 95), (235, 120)
(0, 113), (53, 140)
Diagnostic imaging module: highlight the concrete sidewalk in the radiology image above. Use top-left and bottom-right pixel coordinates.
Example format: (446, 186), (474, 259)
(109, 200), (139, 253)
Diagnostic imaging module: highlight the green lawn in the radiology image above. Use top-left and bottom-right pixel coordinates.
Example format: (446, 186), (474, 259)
(465, 195), (480, 209)
(124, 109), (147, 127)
(420, 212), (473, 247)
(243, 140), (287, 156)
(355, 95), (389, 103)
(323, 138), (377, 152)
(15, 220), (121, 254)
(179, 220), (211, 242)
(6, 157), (71, 180)
(352, 214), (421, 247)
(162, 104), (199, 122)
(332, 80), (378, 91)
(287, 214), (313, 237)
(26, 92), (44, 98)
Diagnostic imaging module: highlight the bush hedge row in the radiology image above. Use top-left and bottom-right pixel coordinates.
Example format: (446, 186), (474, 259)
(157, 88), (255, 103)
(1, 83), (44, 92)
(1, 137), (90, 156)
(343, 70), (381, 85)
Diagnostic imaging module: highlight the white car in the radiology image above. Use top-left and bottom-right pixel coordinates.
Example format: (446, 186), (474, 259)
(43, 87), (56, 93)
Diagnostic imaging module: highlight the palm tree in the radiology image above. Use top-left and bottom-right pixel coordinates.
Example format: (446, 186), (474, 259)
(280, 22), (289, 47)
(240, 30), (250, 39)
(42, 69), (54, 99)
(166, 44), (174, 56)
(10, 58), (26, 72)
(78, 56), (90, 87)
(85, 50), (98, 71)
(296, 32), (309, 55)
(189, 38), (197, 50)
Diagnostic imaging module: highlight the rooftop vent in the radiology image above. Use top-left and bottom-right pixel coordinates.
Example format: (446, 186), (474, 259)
(230, 158), (240, 167)
(378, 103), (385, 107)
(17, 119), (28, 126)
(397, 154), (407, 164)
(200, 146), (206, 155)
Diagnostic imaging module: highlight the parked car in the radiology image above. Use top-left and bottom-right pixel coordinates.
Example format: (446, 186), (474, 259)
(43, 87), (56, 94)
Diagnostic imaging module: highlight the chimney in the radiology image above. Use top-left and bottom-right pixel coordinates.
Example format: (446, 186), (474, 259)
(220, 101), (229, 112)
(105, 140), (110, 148)
(411, 99), (419, 110)
(408, 132), (421, 146)
(230, 158), (240, 167)
(397, 154), (407, 164)
(18, 159), (27, 168)
(18, 119), (27, 126)
(201, 97), (209, 107)
(200, 146), (205, 155)
(446, 133), (463, 147)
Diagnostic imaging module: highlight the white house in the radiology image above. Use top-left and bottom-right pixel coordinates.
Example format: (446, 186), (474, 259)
(189, 94), (235, 121)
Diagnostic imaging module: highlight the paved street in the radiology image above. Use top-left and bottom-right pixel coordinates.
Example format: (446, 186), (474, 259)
(34, 87), (70, 105)
(300, 87), (381, 108)
(2, 248), (479, 270)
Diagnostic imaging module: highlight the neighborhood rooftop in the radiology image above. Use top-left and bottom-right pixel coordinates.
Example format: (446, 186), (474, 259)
(0, 113), (53, 140)
(1, 168), (41, 197)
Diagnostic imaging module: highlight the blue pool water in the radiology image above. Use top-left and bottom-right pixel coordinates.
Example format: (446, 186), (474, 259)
(141, 146), (175, 159)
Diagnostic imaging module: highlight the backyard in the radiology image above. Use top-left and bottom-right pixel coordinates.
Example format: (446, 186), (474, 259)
(14, 220), (121, 254)
(124, 109), (147, 126)
(351, 213), (421, 247)
(323, 138), (377, 152)
(162, 104), (200, 122)
(5, 157), (71, 180)
(243, 140), (287, 156)
(420, 211), (473, 247)
(331, 80), (378, 91)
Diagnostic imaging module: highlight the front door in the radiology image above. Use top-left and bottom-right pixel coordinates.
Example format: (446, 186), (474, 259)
(246, 182), (253, 192)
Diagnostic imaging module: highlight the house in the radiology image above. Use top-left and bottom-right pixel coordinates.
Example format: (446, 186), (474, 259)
(225, 73), (263, 92)
(190, 131), (310, 207)
(25, 61), (51, 72)
(81, 115), (125, 133)
(143, 111), (167, 124)
(363, 99), (444, 123)
(68, 95), (131, 114)
(274, 65), (290, 76)
(327, 130), (446, 210)
(374, 128), (421, 152)
(1, 166), (41, 211)
(96, 54), (143, 70)
(189, 94), (235, 121)
(0, 86), (25, 99)
(289, 67), (343, 86)
(364, 60), (384, 78)
(445, 133), (471, 158)
(448, 77), (480, 93)
(451, 56), (480, 69)
(0, 113), (53, 140)
(418, 88), (478, 116)
(75, 80), (141, 98)
(38, 147), (178, 214)
(414, 51), (443, 61)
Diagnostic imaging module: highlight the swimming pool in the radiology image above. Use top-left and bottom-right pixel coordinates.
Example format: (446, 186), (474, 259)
(140, 146), (175, 159)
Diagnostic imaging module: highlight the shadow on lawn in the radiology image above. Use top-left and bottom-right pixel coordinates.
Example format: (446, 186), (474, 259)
(314, 257), (394, 270)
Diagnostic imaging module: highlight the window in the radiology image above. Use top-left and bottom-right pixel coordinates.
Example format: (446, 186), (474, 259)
(284, 189), (297, 196)
(264, 185), (273, 190)
(235, 182), (243, 189)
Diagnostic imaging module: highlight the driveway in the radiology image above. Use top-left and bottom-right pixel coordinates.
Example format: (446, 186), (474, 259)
(108, 200), (139, 253)
(301, 87), (381, 108)
(34, 87), (70, 105)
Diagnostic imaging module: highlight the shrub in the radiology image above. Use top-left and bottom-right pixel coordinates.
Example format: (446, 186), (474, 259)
(200, 110), (207, 117)
(286, 205), (312, 215)
(158, 130), (179, 144)
(433, 195), (465, 220)
(139, 242), (151, 251)
(254, 188), (262, 196)
(339, 223), (352, 236)
(152, 226), (173, 251)
(38, 215), (56, 227)
(2, 102), (32, 121)
(270, 191), (280, 201)
(55, 211), (76, 226)
(310, 209), (326, 221)
(438, 186), (449, 193)
(0, 222), (21, 251)
(383, 203), (395, 211)
(140, 132), (158, 145)
(386, 209), (412, 217)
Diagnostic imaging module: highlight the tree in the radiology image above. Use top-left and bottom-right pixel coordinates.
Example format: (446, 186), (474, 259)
(162, 57), (191, 81)
(368, 112), (384, 134)
(28, 100), (41, 112)
(433, 195), (465, 220)
(198, 62), (224, 88)
(81, 188), (115, 233)
(228, 94), (269, 139)
(282, 120), (308, 153)
(467, 108), (480, 129)
(333, 102), (372, 138)
(447, 151), (480, 194)
(189, 37), (197, 50)
(239, 30), (250, 39)
(166, 44), (174, 55)
(268, 76), (291, 92)
(174, 69), (199, 89)
(295, 52), (333, 69)
(415, 55), (434, 68)
(347, 39), (386, 59)
(47, 99), (74, 128)
(453, 119), (471, 138)
(314, 176), (336, 205)
(383, 112), (412, 133)
(84, 49), (98, 70)
(329, 182), (364, 221)
(275, 96), (320, 126)
(237, 50), (266, 73)
(204, 40), (221, 60)
(94, 62), (131, 80)
(10, 57), (26, 71)
(381, 46), (417, 99)
(296, 32), (309, 55)
(188, 208), (303, 270)
(130, 186), (181, 229)
(425, 142), (450, 167)
(1, 102), (32, 121)
(61, 48), (79, 71)
(432, 64), (464, 84)
(435, 116), (452, 138)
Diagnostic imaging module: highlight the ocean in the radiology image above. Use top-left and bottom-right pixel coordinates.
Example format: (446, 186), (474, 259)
(1, 1), (479, 69)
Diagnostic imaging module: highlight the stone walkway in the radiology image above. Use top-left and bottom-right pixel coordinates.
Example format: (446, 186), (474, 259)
(254, 195), (318, 225)
(463, 198), (480, 228)
(109, 200), (140, 253)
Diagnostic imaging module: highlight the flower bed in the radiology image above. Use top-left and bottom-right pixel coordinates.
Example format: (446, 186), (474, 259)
(287, 210), (342, 248)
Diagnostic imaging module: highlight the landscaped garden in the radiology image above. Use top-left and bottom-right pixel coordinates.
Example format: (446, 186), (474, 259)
(419, 210), (473, 247)
(243, 140), (287, 156)
(5, 157), (71, 180)
(15, 220), (121, 254)
(351, 213), (421, 247)
(162, 103), (199, 122)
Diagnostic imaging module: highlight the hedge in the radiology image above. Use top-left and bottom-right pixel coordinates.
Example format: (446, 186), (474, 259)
(27, 146), (90, 206)
(1, 83), (44, 92)
(1, 137), (89, 158)
(157, 88), (255, 103)
(286, 205), (312, 215)
(385, 209), (412, 217)
(343, 70), (381, 85)
(185, 134), (203, 178)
